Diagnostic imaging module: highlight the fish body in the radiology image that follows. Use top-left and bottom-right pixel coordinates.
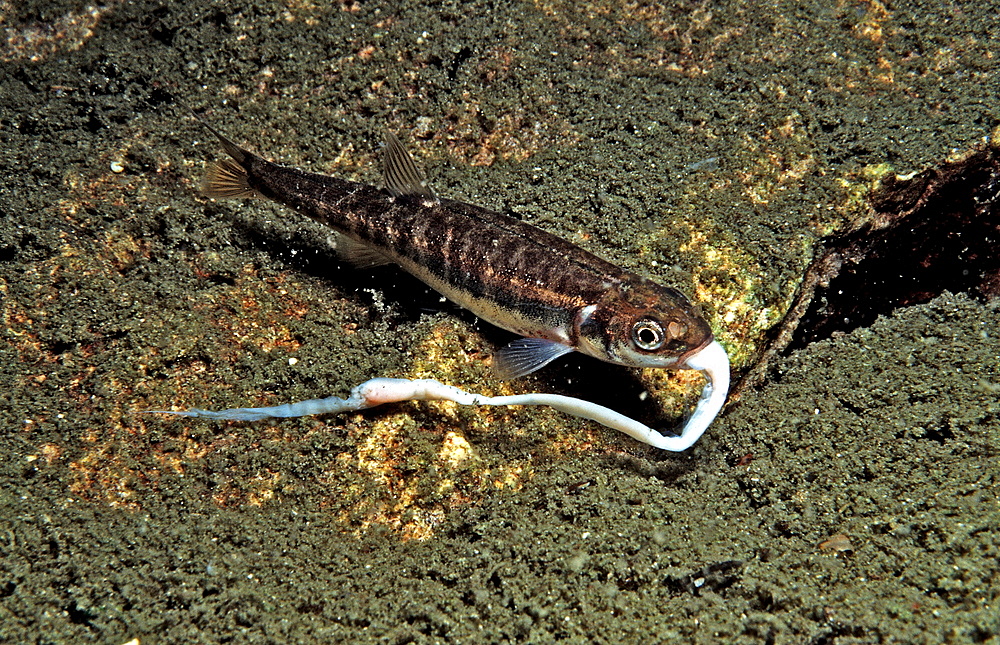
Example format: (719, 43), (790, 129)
(199, 119), (716, 380)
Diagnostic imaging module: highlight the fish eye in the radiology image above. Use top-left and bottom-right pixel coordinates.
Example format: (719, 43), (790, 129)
(631, 319), (665, 351)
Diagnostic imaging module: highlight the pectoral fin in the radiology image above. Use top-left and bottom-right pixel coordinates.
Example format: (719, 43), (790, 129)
(493, 338), (574, 379)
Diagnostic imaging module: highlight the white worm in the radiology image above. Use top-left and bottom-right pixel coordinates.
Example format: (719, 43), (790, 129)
(147, 340), (729, 452)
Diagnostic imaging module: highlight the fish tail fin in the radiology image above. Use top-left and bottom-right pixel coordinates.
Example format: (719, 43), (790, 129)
(173, 97), (261, 199)
(203, 157), (260, 199)
(193, 116), (262, 199)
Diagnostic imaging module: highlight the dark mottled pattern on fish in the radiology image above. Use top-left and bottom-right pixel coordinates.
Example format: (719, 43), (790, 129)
(243, 156), (653, 336)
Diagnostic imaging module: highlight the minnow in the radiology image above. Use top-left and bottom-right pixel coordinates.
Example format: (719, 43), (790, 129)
(155, 110), (731, 451)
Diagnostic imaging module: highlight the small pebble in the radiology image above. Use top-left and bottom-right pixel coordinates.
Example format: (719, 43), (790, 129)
(819, 533), (853, 552)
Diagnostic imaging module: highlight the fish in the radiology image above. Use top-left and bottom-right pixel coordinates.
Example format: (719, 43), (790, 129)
(159, 109), (732, 450)
(194, 114), (722, 381)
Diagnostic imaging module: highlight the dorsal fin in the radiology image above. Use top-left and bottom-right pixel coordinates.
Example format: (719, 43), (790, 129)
(383, 131), (437, 201)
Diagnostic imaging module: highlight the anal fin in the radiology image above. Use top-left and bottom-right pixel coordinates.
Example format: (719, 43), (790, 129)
(333, 234), (394, 268)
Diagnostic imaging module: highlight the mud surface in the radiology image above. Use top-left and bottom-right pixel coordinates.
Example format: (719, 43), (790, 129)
(2, 1), (998, 643)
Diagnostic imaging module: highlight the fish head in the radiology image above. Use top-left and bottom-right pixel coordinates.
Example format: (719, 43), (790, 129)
(577, 279), (714, 370)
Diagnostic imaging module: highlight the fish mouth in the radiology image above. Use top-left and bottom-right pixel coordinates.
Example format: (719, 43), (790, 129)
(675, 335), (716, 370)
